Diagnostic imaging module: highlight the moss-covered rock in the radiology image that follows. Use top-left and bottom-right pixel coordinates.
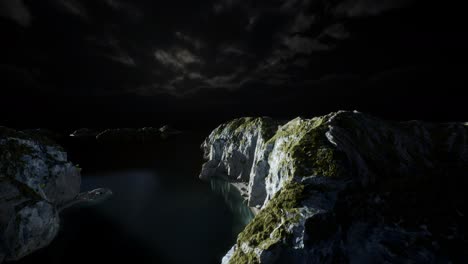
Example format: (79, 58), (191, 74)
(200, 111), (468, 264)
(229, 182), (304, 263)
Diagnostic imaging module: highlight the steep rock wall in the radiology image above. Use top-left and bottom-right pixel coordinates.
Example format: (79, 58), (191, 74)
(200, 111), (468, 264)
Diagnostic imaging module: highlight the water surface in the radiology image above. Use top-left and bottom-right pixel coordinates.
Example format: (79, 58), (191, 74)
(15, 133), (248, 264)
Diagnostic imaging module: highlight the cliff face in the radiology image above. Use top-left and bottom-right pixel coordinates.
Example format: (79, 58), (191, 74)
(199, 111), (468, 264)
(0, 127), (81, 262)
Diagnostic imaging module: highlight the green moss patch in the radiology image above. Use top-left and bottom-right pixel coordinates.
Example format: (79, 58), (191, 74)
(229, 181), (304, 263)
(267, 116), (346, 179)
(0, 139), (35, 178)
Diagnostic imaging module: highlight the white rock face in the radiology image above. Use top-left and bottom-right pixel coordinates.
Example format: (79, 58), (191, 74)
(248, 136), (274, 207)
(222, 245), (237, 264)
(200, 111), (468, 264)
(0, 127), (81, 262)
(200, 117), (282, 207)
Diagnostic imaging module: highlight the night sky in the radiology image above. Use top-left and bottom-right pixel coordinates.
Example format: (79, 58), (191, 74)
(1, 0), (467, 129)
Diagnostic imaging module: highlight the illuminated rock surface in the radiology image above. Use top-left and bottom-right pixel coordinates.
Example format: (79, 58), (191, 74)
(0, 127), (111, 263)
(200, 111), (468, 264)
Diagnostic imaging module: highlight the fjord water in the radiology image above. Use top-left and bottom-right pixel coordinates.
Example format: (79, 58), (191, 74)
(15, 132), (248, 264)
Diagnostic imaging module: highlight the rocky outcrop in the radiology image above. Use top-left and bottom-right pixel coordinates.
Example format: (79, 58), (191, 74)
(0, 127), (110, 262)
(199, 111), (468, 264)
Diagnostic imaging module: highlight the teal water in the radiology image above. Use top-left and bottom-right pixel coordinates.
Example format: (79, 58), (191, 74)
(14, 134), (253, 264)
(210, 178), (255, 236)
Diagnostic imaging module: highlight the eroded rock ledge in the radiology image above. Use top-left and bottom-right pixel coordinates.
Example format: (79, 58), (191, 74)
(199, 111), (468, 264)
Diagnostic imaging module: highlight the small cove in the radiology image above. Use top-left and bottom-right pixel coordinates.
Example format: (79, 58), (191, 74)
(15, 132), (252, 264)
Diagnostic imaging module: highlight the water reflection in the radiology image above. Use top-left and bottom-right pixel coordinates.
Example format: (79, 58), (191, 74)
(16, 169), (238, 264)
(210, 178), (254, 235)
(13, 133), (248, 264)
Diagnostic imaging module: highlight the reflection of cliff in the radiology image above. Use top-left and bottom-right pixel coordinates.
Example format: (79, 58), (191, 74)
(200, 111), (468, 264)
(210, 178), (254, 235)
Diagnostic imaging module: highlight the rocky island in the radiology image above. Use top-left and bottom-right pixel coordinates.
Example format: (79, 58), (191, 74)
(0, 127), (111, 263)
(200, 111), (468, 263)
(69, 125), (182, 142)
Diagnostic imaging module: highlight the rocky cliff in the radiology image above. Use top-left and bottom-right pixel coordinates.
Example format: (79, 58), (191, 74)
(199, 111), (468, 264)
(0, 127), (81, 262)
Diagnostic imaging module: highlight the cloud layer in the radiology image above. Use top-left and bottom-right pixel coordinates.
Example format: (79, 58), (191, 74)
(0, 0), (465, 100)
(0, 0), (31, 27)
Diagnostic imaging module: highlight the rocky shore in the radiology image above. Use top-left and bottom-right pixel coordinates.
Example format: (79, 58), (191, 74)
(0, 127), (111, 263)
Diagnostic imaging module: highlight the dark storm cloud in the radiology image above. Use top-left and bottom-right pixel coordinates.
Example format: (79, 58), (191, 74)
(290, 13), (315, 33)
(220, 45), (246, 57)
(0, 0), (31, 27)
(175, 32), (204, 50)
(0, 0), (463, 101)
(334, 0), (416, 17)
(204, 67), (248, 89)
(85, 36), (136, 67)
(107, 53), (135, 67)
(323, 24), (350, 40)
(213, 0), (243, 14)
(0, 64), (39, 89)
(154, 49), (204, 72)
(103, 45), (136, 67)
(283, 36), (330, 54)
(99, 0), (143, 22)
(100, 0), (121, 9)
(52, 0), (89, 21)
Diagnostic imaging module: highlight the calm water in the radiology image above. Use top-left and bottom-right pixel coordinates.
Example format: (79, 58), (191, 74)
(15, 132), (250, 264)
